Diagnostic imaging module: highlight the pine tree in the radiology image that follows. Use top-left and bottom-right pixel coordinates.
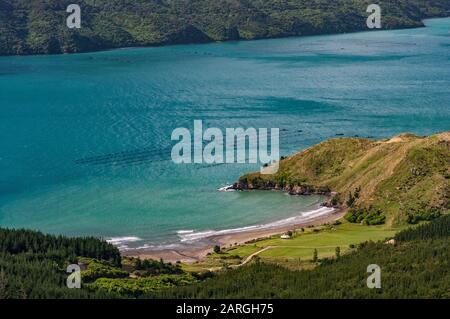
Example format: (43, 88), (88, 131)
(335, 246), (341, 259)
(0, 269), (8, 299)
(312, 249), (318, 263)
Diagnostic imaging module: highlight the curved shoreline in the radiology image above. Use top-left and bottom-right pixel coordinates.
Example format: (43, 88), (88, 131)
(122, 206), (345, 263)
(4, 17), (449, 57)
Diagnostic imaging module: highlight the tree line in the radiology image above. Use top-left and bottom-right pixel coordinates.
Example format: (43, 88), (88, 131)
(1, 214), (449, 298)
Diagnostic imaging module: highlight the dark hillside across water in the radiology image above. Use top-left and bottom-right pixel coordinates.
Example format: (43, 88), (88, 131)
(1, 0), (450, 55)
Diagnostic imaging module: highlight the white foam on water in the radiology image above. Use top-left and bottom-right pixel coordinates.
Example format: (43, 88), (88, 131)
(128, 243), (184, 251)
(177, 206), (335, 242)
(217, 184), (235, 192)
(176, 230), (194, 234)
(107, 236), (142, 245)
(107, 207), (335, 251)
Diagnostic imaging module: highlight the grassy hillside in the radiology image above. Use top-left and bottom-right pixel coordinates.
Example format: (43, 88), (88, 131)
(236, 132), (450, 225)
(1, 0), (450, 55)
(160, 215), (450, 298)
(183, 222), (401, 272)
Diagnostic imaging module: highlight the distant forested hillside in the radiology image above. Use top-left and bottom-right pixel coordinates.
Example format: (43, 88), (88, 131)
(1, 0), (450, 55)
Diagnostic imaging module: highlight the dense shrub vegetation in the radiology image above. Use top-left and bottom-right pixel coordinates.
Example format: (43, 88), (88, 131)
(344, 207), (386, 225)
(1, 0), (450, 55)
(406, 210), (442, 224)
(79, 258), (129, 282)
(133, 257), (184, 276)
(90, 274), (198, 297)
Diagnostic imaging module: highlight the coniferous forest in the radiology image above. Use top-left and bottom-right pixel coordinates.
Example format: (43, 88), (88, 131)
(1, 215), (449, 299)
(0, 228), (121, 298)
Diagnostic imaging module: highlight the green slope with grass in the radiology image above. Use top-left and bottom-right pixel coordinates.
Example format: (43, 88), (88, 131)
(185, 221), (401, 271)
(159, 215), (450, 298)
(236, 132), (450, 225)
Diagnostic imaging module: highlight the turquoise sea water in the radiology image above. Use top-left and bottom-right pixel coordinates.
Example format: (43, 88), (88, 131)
(0, 18), (449, 249)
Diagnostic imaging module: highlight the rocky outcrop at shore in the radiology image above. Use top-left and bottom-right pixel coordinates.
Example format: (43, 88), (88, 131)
(231, 180), (331, 196)
(231, 132), (450, 225)
(230, 180), (341, 209)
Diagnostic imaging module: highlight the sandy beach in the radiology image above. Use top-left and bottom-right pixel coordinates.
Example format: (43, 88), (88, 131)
(123, 208), (345, 263)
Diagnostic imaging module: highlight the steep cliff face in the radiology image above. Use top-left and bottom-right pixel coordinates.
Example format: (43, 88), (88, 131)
(236, 132), (450, 225)
(1, 0), (450, 55)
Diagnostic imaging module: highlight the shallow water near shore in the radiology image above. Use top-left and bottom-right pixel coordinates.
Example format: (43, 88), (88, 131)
(0, 18), (449, 250)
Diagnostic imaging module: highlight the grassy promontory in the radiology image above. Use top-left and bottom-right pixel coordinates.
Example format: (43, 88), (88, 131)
(235, 132), (450, 225)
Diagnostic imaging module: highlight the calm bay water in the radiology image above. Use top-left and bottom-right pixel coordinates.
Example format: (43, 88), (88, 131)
(0, 18), (449, 249)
